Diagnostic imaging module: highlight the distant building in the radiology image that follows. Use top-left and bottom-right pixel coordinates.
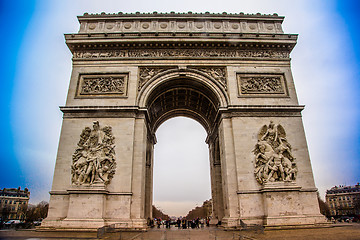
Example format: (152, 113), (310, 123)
(326, 183), (360, 217)
(0, 187), (30, 221)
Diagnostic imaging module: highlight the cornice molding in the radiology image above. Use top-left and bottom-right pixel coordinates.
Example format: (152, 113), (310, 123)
(79, 11), (284, 19)
(60, 105), (304, 119)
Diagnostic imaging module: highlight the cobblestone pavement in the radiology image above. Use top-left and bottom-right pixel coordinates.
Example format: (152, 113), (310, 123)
(0, 223), (360, 240)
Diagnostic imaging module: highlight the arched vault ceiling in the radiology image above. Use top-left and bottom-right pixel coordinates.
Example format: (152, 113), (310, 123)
(146, 78), (220, 133)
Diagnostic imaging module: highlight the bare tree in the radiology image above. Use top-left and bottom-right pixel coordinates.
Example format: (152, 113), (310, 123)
(1, 206), (11, 222)
(152, 206), (169, 219)
(317, 192), (330, 218)
(26, 201), (49, 222)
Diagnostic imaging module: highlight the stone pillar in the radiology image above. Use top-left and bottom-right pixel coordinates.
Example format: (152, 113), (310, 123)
(144, 139), (154, 220)
(218, 117), (240, 228)
(129, 116), (148, 229)
(209, 139), (218, 224)
(209, 137), (225, 224)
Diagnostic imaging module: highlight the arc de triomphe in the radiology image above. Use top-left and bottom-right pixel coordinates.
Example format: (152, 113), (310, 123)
(42, 12), (326, 230)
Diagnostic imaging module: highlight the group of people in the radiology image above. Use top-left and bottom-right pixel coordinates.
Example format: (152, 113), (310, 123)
(147, 217), (211, 229)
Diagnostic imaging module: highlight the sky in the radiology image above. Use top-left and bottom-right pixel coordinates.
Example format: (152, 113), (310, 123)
(0, 0), (359, 217)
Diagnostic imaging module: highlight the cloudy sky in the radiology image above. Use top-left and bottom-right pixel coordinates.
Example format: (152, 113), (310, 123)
(0, 0), (359, 217)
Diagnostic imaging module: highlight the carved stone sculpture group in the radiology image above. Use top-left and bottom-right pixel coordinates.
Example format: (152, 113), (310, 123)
(253, 121), (297, 185)
(71, 121), (116, 185)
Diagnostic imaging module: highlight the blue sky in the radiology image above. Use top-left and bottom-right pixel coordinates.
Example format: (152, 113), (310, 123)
(0, 0), (359, 215)
(0, 1), (36, 187)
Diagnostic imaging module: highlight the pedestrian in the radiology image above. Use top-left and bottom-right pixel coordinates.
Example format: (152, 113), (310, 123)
(200, 218), (204, 228)
(182, 219), (187, 229)
(157, 218), (161, 228)
(195, 217), (200, 228)
(166, 218), (171, 228)
(177, 218), (181, 229)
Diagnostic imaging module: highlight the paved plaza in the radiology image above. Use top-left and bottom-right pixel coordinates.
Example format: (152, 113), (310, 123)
(1, 223), (360, 239)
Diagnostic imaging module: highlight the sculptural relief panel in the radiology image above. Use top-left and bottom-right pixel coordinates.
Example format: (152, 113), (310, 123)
(71, 121), (116, 186)
(76, 73), (128, 98)
(237, 73), (288, 97)
(138, 67), (175, 91)
(188, 66), (227, 90)
(253, 121), (297, 185)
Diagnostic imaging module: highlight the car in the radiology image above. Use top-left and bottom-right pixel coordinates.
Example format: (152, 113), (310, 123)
(33, 221), (42, 226)
(352, 215), (360, 222)
(4, 220), (21, 225)
(338, 216), (350, 222)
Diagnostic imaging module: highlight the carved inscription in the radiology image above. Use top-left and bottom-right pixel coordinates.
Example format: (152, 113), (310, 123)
(74, 49), (289, 59)
(237, 74), (287, 97)
(71, 121), (116, 185)
(77, 74), (128, 97)
(253, 121), (297, 185)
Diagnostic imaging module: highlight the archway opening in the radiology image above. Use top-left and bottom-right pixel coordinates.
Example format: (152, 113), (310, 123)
(153, 117), (211, 217)
(143, 76), (225, 221)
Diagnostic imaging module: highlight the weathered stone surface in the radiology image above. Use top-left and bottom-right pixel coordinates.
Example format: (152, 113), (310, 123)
(42, 12), (326, 231)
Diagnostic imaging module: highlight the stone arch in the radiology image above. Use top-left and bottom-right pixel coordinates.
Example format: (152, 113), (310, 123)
(139, 69), (228, 222)
(137, 68), (229, 134)
(137, 68), (229, 108)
